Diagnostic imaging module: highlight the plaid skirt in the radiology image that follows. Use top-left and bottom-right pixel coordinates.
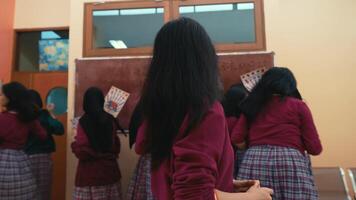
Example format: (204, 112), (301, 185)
(29, 153), (53, 200)
(73, 182), (123, 200)
(234, 149), (246, 178)
(0, 149), (37, 200)
(126, 154), (154, 200)
(237, 145), (318, 200)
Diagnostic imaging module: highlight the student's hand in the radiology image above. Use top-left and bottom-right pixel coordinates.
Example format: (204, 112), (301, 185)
(47, 103), (55, 112)
(47, 103), (57, 118)
(246, 184), (273, 200)
(233, 179), (259, 192)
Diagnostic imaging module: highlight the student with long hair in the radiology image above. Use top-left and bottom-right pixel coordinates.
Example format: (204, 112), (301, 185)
(135, 17), (273, 200)
(221, 84), (248, 177)
(0, 82), (46, 199)
(25, 89), (64, 200)
(72, 87), (123, 200)
(232, 67), (322, 199)
(126, 103), (154, 200)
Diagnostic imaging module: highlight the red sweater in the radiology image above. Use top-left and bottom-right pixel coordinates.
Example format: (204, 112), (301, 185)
(231, 96), (322, 155)
(226, 116), (239, 136)
(136, 102), (234, 200)
(71, 124), (121, 187)
(0, 112), (46, 149)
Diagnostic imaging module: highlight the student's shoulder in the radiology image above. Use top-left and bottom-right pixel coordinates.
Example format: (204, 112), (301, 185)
(206, 101), (225, 118)
(286, 97), (310, 112)
(286, 97), (306, 105)
(199, 101), (226, 127)
(0, 112), (14, 120)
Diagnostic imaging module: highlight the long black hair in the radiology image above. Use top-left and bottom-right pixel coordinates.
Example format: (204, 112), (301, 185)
(128, 102), (143, 148)
(240, 67), (302, 122)
(221, 84), (248, 118)
(79, 87), (115, 152)
(28, 89), (43, 109)
(2, 82), (39, 122)
(140, 17), (221, 168)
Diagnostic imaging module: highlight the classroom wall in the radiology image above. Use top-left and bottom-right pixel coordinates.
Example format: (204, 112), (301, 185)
(265, 0), (356, 167)
(66, 0), (356, 199)
(0, 0), (15, 83)
(14, 0), (70, 29)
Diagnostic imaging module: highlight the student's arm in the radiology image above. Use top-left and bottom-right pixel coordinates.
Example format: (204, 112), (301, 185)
(71, 142), (115, 161)
(71, 125), (114, 160)
(29, 120), (47, 140)
(0, 115), (5, 144)
(114, 117), (126, 134)
(171, 104), (273, 200)
(299, 102), (322, 155)
(231, 114), (248, 148)
(134, 121), (147, 155)
(171, 107), (226, 200)
(46, 112), (65, 135)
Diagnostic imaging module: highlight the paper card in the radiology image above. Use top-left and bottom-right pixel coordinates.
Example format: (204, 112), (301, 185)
(104, 86), (130, 118)
(241, 67), (268, 92)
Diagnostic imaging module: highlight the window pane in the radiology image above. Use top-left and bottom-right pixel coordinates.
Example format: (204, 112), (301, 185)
(180, 3), (256, 44)
(17, 30), (69, 72)
(92, 7), (165, 49)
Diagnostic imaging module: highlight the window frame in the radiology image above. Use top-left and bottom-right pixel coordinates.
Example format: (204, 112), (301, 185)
(172, 0), (266, 52)
(83, 0), (265, 57)
(83, 0), (171, 57)
(13, 27), (69, 73)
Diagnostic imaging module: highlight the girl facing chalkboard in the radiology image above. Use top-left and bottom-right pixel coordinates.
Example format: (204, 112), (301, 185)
(232, 67), (322, 200)
(71, 87), (124, 200)
(135, 17), (273, 200)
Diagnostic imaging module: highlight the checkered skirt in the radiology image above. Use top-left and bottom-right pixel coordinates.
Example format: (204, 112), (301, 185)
(234, 149), (246, 177)
(237, 145), (318, 200)
(0, 149), (37, 200)
(29, 153), (53, 200)
(73, 182), (123, 200)
(126, 154), (154, 200)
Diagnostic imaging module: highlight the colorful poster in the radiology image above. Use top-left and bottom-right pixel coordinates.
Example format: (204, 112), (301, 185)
(104, 86), (130, 118)
(39, 39), (69, 71)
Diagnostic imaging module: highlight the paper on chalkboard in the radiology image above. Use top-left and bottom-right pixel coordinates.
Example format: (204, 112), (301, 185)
(71, 116), (80, 129)
(104, 86), (130, 118)
(241, 67), (268, 92)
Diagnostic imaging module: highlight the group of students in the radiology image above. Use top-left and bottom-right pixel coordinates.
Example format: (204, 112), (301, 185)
(0, 17), (322, 200)
(71, 18), (322, 200)
(0, 82), (64, 200)
(124, 18), (322, 200)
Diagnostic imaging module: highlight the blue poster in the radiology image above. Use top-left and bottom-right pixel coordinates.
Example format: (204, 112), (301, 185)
(39, 39), (69, 71)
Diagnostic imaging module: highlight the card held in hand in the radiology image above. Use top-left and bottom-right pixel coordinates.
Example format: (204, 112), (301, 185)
(240, 67), (268, 92)
(104, 86), (130, 118)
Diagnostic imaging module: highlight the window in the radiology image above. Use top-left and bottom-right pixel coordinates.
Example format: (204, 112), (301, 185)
(83, 0), (265, 57)
(84, 1), (170, 57)
(173, 0), (265, 52)
(93, 8), (164, 49)
(15, 28), (69, 72)
(179, 3), (256, 43)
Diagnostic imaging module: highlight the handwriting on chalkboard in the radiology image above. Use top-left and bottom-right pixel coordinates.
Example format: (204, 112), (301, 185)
(220, 60), (271, 73)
